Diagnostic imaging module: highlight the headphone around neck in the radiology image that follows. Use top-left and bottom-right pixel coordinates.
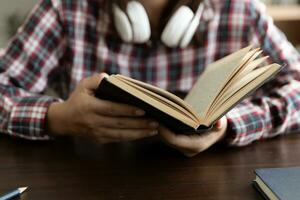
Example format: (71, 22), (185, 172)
(112, 0), (204, 48)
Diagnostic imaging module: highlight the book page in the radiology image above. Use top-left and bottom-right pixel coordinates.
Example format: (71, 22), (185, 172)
(108, 76), (199, 128)
(233, 56), (268, 81)
(115, 74), (200, 120)
(207, 49), (261, 112)
(184, 45), (252, 119)
(114, 76), (199, 122)
(204, 63), (282, 126)
(209, 56), (268, 113)
(212, 49), (262, 101)
(209, 65), (272, 116)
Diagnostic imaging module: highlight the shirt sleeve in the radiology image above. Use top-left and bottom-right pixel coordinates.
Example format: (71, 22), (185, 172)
(224, 0), (300, 146)
(0, 0), (65, 140)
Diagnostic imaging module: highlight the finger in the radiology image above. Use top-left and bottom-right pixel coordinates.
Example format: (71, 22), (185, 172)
(184, 125), (226, 149)
(213, 116), (227, 130)
(159, 126), (198, 149)
(98, 127), (158, 141)
(94, 115), (159, 129)
(90, 98), (146, 117)
(81, 73), (109, 91)
(215, 120), (222, 129)
(159, 126), (219, 151)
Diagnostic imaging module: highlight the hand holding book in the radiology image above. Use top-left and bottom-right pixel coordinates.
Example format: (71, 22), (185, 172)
(47, 45), (281, 156)
(159, 116), (228, 157)
(95, 45), (282, 134)
(47, 74), (159, 143)
(94, 45), (282, 156)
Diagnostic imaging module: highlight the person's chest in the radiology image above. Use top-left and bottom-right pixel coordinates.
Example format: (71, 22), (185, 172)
(58, 0), (250, 94)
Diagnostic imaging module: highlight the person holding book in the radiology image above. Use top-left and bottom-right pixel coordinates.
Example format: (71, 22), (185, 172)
(0, 0), (299, 157)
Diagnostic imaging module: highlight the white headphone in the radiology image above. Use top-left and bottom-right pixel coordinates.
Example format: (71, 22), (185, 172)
(112, 1), (204, 48)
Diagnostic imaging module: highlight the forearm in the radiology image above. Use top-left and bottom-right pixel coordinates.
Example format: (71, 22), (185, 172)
(224, 81), (300, 146)
(221, 0), (300, 146)
(0, 0), (66, 140)
(0, 85), (61, 140)
(46, 101), (69, 136)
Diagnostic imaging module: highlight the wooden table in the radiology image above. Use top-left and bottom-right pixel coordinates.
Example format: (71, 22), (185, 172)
(1, 133), (300, 200)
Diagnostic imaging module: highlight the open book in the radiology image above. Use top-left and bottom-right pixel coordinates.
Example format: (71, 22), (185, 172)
(95, 46), (282, 134)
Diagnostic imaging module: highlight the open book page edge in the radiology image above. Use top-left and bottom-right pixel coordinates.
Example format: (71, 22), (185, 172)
(115, 74), (200, 120)
(222, 48), (261, 81)
(208, 55), (269, 114)
(184, 45), (252, 119)
(108, 76), (199, 129)
(202, 63), (282, 126)
(216, 49), (262, 98)
(234, 56), (269, 79)
(113, 75), (200, 122)
(207, 48), (262, 114)
(208, 65), (273, 117)
(204, 45), (253, 74)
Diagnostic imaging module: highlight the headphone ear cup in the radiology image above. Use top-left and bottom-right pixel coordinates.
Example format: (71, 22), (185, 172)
(161, 6), (194, 48)
(180, 4), (204, 48)
(112, 3), (133, 42)
(127, 1), (151, 43)
(179, 19), (199, 48)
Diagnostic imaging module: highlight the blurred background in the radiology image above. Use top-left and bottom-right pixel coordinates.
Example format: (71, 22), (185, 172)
(0, 0), (37, 47)
(0, 0), (299, 50)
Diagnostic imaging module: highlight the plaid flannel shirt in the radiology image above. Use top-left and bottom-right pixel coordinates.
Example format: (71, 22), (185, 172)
(1, 0), (300, 145)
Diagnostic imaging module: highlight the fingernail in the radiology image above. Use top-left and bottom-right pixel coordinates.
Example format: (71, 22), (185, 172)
(149, 130), (158, 136)
(149, 122), (159, 128)
(135, 109), (145, 116)
(216, 121), (222, 129)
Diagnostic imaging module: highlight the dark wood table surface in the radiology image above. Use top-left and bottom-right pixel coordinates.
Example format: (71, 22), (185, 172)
(1, 133), (300, 200)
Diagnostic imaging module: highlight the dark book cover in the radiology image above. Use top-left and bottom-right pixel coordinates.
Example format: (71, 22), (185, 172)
(253, 167), (300, 200)
(95, 78), (210, 134)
